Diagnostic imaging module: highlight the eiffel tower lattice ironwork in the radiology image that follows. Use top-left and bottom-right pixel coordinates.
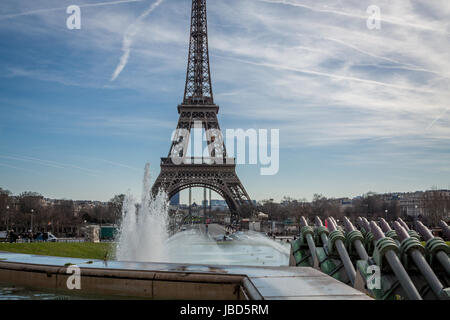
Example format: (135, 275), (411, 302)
(152, 0), (252, 215)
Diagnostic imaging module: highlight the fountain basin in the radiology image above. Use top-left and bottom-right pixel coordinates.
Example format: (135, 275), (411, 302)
(0, 252), (371, 300)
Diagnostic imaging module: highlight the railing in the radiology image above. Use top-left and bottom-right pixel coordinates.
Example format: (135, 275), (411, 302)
(4, 238), (87, 243)
(161, 157), (236, 166)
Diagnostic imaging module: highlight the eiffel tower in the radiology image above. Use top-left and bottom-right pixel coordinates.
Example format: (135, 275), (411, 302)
(152, 0), (252, 216)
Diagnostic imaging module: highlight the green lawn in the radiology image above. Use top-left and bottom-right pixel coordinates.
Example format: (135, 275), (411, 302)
(0, 242), (115, 260)
(0, 241), (448, 261)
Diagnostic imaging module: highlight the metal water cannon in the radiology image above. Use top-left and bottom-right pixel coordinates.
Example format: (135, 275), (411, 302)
(397, 217), (409, 230)
(370, 221), (422, 300)
(379, 218), (400, 245)
(362, 217), (372, 228)
(415, 221), (450, 275)
(310, 216), (347, 283)
(397, 218), (421, 240)
(314, 216), (329, 246)
(358, 217), (375, 255)
(299, 216), (319, 269)
(343, 217), (369, 261)
(356, 217), (368, 234)
(328, 216), (344, 233)
(326, 218), (357, 286)
(393, 222), (449, 300)
(439, 220), (450, 241)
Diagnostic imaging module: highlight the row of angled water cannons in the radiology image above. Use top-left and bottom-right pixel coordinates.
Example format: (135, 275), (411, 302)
(290, 216), (450, 300)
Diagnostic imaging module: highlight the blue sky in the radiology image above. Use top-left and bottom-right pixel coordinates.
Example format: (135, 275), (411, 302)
(0, 0), (449, 204)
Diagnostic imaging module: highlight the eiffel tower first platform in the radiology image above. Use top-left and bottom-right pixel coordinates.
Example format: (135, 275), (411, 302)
(152, 0), (252, 215)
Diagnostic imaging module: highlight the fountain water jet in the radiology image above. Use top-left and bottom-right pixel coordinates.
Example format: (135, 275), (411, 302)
(115, 163), (170, 262)
(115, 163), (290, 266)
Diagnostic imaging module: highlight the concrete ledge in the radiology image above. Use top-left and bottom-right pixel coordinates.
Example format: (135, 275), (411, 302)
(0, 252), (372, 300)
(0, 261), (247, 299)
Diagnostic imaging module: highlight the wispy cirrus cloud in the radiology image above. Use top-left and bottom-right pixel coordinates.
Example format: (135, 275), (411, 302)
(0, 154), (101, 176)
(0, 162), (43, 175)
(2, 0), (449, 148)
(1, 0), (450, 199)
(258, 0), (450, 35)
(426, 106), (450, 131)
(0, 0), (144, 21)
(110, 0), (165, 81)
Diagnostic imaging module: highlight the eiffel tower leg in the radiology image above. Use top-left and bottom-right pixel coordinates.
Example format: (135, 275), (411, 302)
(189, 187), (192, 217)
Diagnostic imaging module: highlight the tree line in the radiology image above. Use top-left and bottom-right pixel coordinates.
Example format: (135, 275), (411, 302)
(1, 187), (448, 235)
(0, 188), (124, 237)
(255, 191), (449, 227)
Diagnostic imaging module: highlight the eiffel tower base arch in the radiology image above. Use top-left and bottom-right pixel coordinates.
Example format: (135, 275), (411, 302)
(152, 160), (251, 218)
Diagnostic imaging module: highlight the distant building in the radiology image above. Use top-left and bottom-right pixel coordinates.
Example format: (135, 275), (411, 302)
(190, 202), (201, 216)
(170, 193), (180, 206)
(398, 191), (424, 218)
(210, 199), (228, 211)
(336, 198), (353, 213)
(347, 190), (449, 219)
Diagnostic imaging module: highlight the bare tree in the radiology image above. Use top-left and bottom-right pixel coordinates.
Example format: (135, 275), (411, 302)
(0, 188), (12, 229)
(311, 194), (330, 219)
(422, 188), (449, 227)
(109, 194), (125, 224)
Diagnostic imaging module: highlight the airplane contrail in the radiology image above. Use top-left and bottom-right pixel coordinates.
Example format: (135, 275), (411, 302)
(215, 54), (439, 94)
(0, 0), (144, 21)
(0, 155), (65, 169)
(111, 0), (164, 81)
(321, 37), (449, 79)
(259, 0), (449, 36)
(0, 154), (101, 176)
(0, 162), (42, 174)
(426, 106), (449, 131)
(76, 156), (141, 171)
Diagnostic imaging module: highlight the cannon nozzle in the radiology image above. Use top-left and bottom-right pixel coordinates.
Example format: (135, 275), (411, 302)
(393, 221), (409, 242)
(361, 217), (371, 232)
(356, 217), (365, 230)
(369, 221), (385, 241)
(379, 218), (392, 233)
(343, 216), (356, 232)
(397, 218), (410, 231)
(326, 217), (337, 232)
(416, 221), (433, 241)
(299, 216), (309, 228)
(439, 220), (450, 240)
(314, 216), (323, 227)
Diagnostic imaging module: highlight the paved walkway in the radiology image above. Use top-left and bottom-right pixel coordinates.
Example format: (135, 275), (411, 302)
(198, 223), (227, 238)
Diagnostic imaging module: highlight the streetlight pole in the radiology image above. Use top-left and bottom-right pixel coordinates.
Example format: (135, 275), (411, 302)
(414, 205), (418, 225)
(30, 209), (34, 234)
(5, 205), (9, 231)
(385, 209), (388, 221)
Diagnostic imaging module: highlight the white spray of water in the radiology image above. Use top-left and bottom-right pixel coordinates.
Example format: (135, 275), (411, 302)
(115, 163), (290, 266)
(115, 163), (170, 262)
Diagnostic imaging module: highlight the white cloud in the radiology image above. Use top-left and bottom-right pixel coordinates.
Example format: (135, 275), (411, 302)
(259, 0), (450, 35)
(110, 0), (165, 81)
(0, 0), (145, 20)
(2, 0), (450, 150)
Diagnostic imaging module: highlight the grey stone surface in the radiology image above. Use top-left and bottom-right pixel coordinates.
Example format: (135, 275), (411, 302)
(0, 252), (372, 300)
(249, 276), (371, 299)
